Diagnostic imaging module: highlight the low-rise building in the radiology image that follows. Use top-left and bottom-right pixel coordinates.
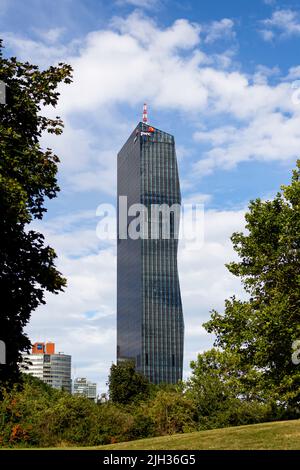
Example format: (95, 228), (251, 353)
(21, 342), (72, 393)
(73, 377), (97, 402)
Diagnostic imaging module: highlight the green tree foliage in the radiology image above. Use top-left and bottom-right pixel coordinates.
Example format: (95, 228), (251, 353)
(0, 40), (72, 385)
(0, 375), (140, 447)
(187, 349), (275, 429)
(204, 161), (300, 409)
(108, 361), (151, 404)
(144, 390), (197, 435)
(0, 375), (62, 446)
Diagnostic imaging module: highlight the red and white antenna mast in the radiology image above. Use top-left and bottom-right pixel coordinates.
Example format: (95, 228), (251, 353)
(142, 103), (148, 124)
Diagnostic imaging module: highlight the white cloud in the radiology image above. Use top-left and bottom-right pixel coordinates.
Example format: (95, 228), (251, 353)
(34, 27), (66, 44)
(40, 113), (129, 195)
(194, 112), (300, 175)
(190, 67), (300, 174)
(115, 0), (160, 10)
(47, 13), (300, 181)
(260, 9), (300, 40)
(48, 12), (296, 124)
(210, 49), (236, 69)
(3, 12), (300, 187)
(66, 149), (117, 195)
(253, 64), (280, 85)
(112, 13), (200, 50)
(56, 13), (205, 114)
(260, 29), (274, 41)
(204, 18), (235, 44)
(1, 31), (79, 68)
(182, 192), (212, 205)
(116, 0), (159, 8)
(285, 65), (300, 81)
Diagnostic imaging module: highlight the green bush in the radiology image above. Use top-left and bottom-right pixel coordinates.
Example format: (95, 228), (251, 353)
(108, 361), (150, 405)
(0, 375), (154, 447)
(144, 390), (197, 435)
(0, 377), (59, 447)
(197, 399), (275, 430)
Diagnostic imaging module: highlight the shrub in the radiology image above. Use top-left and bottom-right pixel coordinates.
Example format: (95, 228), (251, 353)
(144, 390), (197, 435)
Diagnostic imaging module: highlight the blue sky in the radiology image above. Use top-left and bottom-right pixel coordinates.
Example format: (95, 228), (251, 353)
(1, 0), (300, 392)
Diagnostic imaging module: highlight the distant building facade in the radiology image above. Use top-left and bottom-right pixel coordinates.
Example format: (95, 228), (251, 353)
(21, 342), (72, 393)
(73, 377), (97, 402)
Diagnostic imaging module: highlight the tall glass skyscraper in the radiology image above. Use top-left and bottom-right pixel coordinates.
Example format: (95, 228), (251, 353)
(117, 121), (184, 384)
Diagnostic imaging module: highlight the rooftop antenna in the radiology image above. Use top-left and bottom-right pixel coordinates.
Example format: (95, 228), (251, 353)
(142, 103), (148, 124)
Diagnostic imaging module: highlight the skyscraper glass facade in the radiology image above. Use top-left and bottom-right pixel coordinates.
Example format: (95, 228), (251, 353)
(117, 122), (184, 384)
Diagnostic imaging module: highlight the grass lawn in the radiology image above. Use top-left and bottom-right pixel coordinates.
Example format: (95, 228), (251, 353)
(93, 419), (300, 450)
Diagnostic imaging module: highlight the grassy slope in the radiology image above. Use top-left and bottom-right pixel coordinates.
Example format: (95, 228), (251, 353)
(95, 419), (300, 450)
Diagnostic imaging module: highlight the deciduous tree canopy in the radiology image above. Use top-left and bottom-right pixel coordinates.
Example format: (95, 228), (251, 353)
(204, 161), (300, 407)
(0, 40), (72, 385)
